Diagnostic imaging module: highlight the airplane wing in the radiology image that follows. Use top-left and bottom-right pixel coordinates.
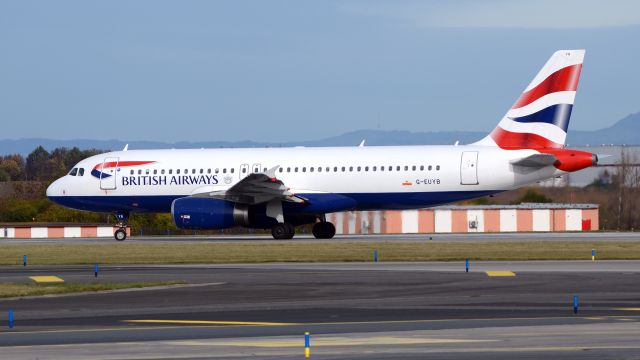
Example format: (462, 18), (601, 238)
(191, 166), (307, 205)
(510, 153), (557, 167)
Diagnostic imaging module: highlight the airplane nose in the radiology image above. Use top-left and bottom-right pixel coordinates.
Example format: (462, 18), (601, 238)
(46, 178), (64, 198)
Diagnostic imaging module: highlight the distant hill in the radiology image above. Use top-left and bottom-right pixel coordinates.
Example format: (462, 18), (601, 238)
(566, 112), (640, 146)
(1, 112), (639, 155)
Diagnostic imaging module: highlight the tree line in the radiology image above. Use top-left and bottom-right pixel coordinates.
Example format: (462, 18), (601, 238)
(0, 146), (104, 182)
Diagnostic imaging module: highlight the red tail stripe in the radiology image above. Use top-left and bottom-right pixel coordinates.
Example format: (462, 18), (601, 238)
(511, 64), (582, 110)
(490, 127), (562, 149)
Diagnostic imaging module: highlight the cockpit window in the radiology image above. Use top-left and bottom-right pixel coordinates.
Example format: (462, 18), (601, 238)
(78, 168), (85, 176)
(69, 168), (78, 176)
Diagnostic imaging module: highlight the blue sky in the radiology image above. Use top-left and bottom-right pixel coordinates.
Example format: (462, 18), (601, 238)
(1, 1), (639, 142)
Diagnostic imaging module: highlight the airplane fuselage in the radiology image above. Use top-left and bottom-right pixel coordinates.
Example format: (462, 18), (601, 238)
(47, 145), (559, 214)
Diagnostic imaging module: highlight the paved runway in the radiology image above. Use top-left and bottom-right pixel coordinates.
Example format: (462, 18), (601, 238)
(3, 231), (640, 244)
(1, 261), (640, 358)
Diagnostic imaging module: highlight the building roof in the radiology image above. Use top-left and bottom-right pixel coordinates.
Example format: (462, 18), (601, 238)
(434, 203), (598, 210)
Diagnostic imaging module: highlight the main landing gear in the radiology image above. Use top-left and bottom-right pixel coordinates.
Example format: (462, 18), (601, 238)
(271, 222), (295, 240)
(114, 212), (129, 241)
(312, 221), (336, 239)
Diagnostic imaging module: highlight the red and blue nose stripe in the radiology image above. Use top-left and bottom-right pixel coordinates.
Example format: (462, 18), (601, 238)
(91, 161), (156, 179)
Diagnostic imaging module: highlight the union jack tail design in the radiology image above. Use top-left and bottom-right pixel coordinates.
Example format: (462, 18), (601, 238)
(475, 50), (585, 149)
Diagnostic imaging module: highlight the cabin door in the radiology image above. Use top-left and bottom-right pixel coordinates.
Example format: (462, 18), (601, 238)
(460, 151), (479, 185)
(99, 157), (119, 190)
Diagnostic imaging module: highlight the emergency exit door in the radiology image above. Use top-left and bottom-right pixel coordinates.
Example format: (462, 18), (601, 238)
(460, 151), (479, 185)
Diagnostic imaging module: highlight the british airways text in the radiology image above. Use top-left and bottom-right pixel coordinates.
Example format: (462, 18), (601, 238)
(121, 175), (219, 186)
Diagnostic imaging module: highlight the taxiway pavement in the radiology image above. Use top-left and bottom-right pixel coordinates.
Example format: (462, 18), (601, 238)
(0, 261), (640, 358)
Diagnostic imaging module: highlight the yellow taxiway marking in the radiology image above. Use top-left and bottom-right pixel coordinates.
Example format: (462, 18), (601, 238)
(29, 276), (64, 283)
(123, 320), (296, 326)
(616, 308), (640, 311)
(175, 336), (496, 348)
(485, 271), (515, 277)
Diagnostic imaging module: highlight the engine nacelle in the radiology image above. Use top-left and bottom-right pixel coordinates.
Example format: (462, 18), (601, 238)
(171, 197), (249, 230)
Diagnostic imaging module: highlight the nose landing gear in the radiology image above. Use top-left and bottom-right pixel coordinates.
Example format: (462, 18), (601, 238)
(114, 212), (129, 241)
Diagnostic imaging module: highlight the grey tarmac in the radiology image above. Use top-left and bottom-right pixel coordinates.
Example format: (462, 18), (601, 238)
(0, 261), (640, 359)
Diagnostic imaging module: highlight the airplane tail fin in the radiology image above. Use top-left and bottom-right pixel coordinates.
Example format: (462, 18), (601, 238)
(475, 50), (585, 149)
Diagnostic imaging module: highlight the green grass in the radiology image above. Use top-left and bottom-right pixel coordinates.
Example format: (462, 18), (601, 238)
(0, 241), (639, 265)
(0, 281), (186, 298)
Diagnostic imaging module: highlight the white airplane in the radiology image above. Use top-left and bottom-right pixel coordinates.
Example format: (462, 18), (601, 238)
(47, 50), (597, 241)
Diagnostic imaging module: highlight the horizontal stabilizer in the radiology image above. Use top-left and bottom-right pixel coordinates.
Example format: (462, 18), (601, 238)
(510, 153), (557, 167)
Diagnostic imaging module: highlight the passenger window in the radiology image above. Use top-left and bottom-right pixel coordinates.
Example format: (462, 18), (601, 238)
(420, 165), (424, 171)
(349, 166), (353, 172)
(130, 170), (134, 175)
(396, 166), (400, 171)
(146, 169), (150, 175)
(326, 167), (330, 172)
(278, 168), (283, 173)
(153, 169), (158, 175)
(223, 168), (227, 174)
(302, 167), (306, 173)
(242, 167), (247, 173)
(177, 169), (181, 174)
(295, 167), (298, 172)
(192, 169), (196, 174)
(231, 168), (235, 173)
(342, 167), (346, 172)
(334, 167), (338, 172)
(215, 168), (219, 174)
(372, 166), (376, 171)
(207, 169), (211, 174)
(169, 169), (173, 174)
(69, 168), (78, 176)
(200, 169), (204, 174)
(436, 165), (440, 171)
(287, 167), (291, 172)
(404, 166), (408, 171)
(389, 166), (392, 171)
(380, 166), (384, 172)
(161, 169), (165, 174)
(412, 166), (416, 171)
(316, 167), (320, 172)
(365, 166), (369, 171)
(428, 165), (432, 171)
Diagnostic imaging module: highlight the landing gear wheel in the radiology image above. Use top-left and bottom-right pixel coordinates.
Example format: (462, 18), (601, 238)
(271, 222), (295, 240)
(114, 228), (127, 241)
(312, 222), (336, 239)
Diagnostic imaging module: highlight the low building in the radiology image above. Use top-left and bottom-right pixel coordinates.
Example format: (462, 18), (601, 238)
(326, 203), (599, 234)
(0, 223), (130, 239)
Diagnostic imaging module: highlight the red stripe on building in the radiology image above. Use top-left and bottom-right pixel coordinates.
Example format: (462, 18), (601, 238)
(517, 210), (533, 231)
(451, 210), (468, 233)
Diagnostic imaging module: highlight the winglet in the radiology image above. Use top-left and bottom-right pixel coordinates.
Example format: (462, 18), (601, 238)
(264, 165), (280, 181)
(358, 139), (366, 147)
(123, 144), (129, 151)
